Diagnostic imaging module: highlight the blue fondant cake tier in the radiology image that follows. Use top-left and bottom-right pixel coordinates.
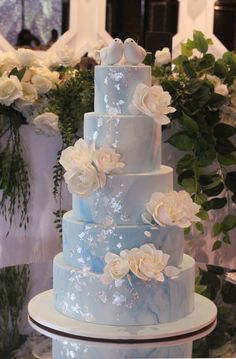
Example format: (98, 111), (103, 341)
(72, 165), (173, 225)
(84, 113), (161, 173)
(63, 211), (183, 272)
(94, 65), (151, 115)
(53, 253), (195, 326)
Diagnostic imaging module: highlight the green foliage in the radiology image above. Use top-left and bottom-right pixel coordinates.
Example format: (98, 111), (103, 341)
(0, 265), (29, 355)
(154, 31), (236, 247)
(0, 108), (30, 232)
(193, 266), (236, 357)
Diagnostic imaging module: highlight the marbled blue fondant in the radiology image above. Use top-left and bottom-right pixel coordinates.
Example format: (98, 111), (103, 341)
(72, 166), (173, 225)
(63, 211), (183, 272)
(53, 338), (193, 359)
(84, 113), (161, 173)
(53, 253), (195, 326)
(94, 65), (151, 115)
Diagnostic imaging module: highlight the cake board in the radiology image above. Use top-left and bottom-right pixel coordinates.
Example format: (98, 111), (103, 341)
(28, 289), (217, 343)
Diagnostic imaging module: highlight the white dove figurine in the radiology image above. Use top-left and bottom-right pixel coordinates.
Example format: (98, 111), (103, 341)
(124, 38), (147, 65)
(99, 38), (124, 66)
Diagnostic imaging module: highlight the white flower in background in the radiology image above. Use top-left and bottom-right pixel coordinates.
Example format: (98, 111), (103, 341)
(42, 51), (60, 68)
(33, 112), (59, 136)
(0, 73), (23, 106)
(146, 191), (200, 228)
(0, 52), (20, 73)
(131, 84), (176, 125)
(102, 252), (130, 284)
(16, 48), (41, 67)
(205, 74), (229, 97)
(93, 145), (125, 174)
(102, 244), (180, 283)
(155, 47), (171, 67)
(56, 46), (79, 67)
(59, 139), (93, 171)
(30, 66), (60, 94)
(64, 163), (105, 197)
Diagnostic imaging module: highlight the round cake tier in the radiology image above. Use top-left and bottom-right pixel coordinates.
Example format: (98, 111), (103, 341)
(53, 254), (195, 326)
(63, 211), (184, 272)
(72, 166), (173, 225)
(94, 65), (151, 115)
(84, 113), (161, 173)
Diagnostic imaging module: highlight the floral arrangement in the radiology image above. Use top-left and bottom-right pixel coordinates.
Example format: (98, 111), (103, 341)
(150, 31), (236, 250)
(102, 243), (179, 284)
(59, 138), (125, 196)
(0, 47), (94, 230)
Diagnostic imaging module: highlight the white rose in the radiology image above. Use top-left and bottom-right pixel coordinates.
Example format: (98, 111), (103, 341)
(0, 74), (23, 106)
(102, 252), (130, 284)
(155, 47), (171, 67)
(16, 48), (41, 67)
(146, 190), (200, 228)
(93, 145), (125, 174)
(30, 66), (60, 94)
(64, 163), (105, 196)
(59, 139), (93, 171)
(33, 112), (59, 136)
(42, 51), (60, 68)
(132, 84), (176, 125)
(18, 82), (38, 104)
(56, 46), (79, 67)
(0, 52), (20, 73)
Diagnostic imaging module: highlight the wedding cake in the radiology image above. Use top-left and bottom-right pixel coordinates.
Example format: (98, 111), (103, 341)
(53, 39), (200, 328)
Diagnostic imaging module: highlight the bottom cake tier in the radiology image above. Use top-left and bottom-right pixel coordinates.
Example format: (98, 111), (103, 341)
(53, 253), (195, 326)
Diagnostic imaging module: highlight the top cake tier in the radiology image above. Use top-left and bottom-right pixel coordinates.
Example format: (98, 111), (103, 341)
(94, 65), (151, 115)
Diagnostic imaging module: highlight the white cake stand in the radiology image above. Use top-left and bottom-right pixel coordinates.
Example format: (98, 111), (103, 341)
(28, 289), (217, 343)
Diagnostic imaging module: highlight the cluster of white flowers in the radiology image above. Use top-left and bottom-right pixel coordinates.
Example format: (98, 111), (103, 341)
(143, 190), (200, 229)
(130, 83), (176, 125)
(0, 48), (80, 136)
(59, 139), (125, 197)
(204, 74), (229, 97)
(102, 243), (180, 284)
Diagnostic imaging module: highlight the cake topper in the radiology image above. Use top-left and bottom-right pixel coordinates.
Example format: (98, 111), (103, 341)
(99, 38), (123, 65)
(124, 38), (147, 65)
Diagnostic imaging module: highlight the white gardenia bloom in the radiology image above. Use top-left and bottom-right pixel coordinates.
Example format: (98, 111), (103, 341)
(205, 74), (228, 97)
(93, 145), (125, 174)
(0, 52), (20, 73)
(59, 139), (93, 171)
(132, 84), (176, 125)
(146, 191), (200, 228)
(0, 73), (23, 106)
(33, 112), (59, 136)
(64, 163), (105, 197)
(155, 47), (171, 67)
(102, 252), (130, 284)
(16, 48), (42, 67)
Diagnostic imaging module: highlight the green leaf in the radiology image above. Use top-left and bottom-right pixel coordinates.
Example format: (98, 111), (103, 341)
(195, 222), (204, 234)
(176, 154), (195, 174)
(222, 234), (231, 244)
(222, 215), (236, 232)
(193, 86), (211, 107)
(225, 172), (236, 192)
(166, 131), (194, 151)
(184, 227), (191, 235)
(214, 123), (236, 138)
(194, 193), (208, 205)
(215, 138), (236, 155)
(218, 153), (236, 166)
(196, 54), (215, 72)
(180, 113), (199, 133)
(202, 197), (227, 210)
(197, 208), (209, 221)
(185, 78), (203, 94)
(9, 66), (26, 81)
(213, 223), (222, 236)
(212, 240), (222, 251)
(182, 178), (196, 193)
(193, 30), (208, 53)
(181, 39), (195, 57)
(182, 60), (197, 78)
(213, 60), (228, 78)
(203, 182), (224, 197)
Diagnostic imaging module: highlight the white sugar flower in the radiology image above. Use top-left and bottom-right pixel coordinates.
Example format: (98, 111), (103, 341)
(59, 139), (93, 171)
(0, 73), (23, 106)
(131, 84), (175, 125)
(93, 145), (125, 174)
(102, 252), (130, 284)
(146, 191), (200, 228)
(33, 112), (59, 136)
(155, 47), (171, 67)
(64, 163), (105, 197)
